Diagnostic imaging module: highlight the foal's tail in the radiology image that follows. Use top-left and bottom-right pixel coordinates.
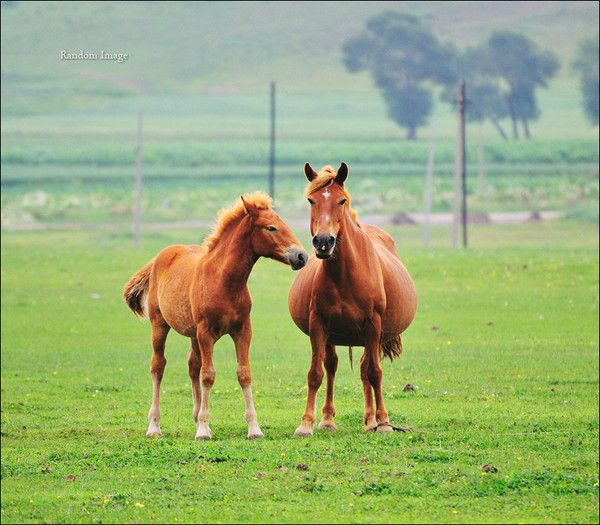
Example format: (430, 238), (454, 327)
(381, 334), (403, 361)
(123, 258), (155, 318)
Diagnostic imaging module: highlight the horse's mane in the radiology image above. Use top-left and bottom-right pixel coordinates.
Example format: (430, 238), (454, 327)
(304, 165), (359, 222)
(203, 191), (273, 251)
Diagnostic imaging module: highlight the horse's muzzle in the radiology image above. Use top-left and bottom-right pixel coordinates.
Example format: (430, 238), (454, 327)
(287, 246), (308, 270)
(313, 234), (335, 259)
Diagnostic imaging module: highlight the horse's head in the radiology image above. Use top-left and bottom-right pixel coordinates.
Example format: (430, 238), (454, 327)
(241, 195), (307, 270)
(304, 162), (353, 259)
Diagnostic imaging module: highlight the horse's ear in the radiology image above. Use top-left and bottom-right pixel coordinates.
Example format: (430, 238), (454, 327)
(240, 195), (258, 217)
(335, 162), (348, 185)
(304, 163), (318, 182)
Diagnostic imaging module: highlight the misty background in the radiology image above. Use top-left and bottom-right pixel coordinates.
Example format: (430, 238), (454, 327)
(1, 1), (598, 235)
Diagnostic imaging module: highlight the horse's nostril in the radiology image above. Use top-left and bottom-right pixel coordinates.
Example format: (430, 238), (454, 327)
(328, 236), (335, 245)
(312, 236), (320, 249)
(298, 252), (305, 263)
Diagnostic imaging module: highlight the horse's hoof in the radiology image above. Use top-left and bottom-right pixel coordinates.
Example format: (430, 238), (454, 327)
(248, 431), (264, 440)
(364, 424), (378, 432)
(318, 420), (337, 431)
(146, 423), (162, 437)
(376, 423), (394, 433)
(294, 426), (313, 437)
(195, 432), (212, 441)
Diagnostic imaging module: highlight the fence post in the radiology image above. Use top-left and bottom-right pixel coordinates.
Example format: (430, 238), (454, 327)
(452, 81), (467, 248)
(133, 109), (143, 248)
(269, 81), (276, 200)
(422, 124), (435, 246)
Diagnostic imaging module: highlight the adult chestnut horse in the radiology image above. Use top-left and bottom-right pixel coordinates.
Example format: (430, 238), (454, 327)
(288, 163), (417, 436)
(124, 192), (307, 440)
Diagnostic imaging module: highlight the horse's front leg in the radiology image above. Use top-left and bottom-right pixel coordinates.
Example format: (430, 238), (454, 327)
(231, 318), (264, 439)
(195, 323), (216, 440)
(318, 344), (338, 431)
(295, 314), (326, 437)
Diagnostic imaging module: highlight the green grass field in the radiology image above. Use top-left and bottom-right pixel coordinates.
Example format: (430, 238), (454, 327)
(1, 221), (598, 523)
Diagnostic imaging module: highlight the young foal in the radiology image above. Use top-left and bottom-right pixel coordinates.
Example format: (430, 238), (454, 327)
(288, 163), (417, 435)
(124, 192), (307, 440)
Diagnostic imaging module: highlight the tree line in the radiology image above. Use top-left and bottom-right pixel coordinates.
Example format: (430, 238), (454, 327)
(343, 12), (599, 140)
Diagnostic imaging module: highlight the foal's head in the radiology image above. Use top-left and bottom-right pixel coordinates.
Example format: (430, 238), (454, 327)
(304, 162), (356, 259)
(240, 193), (307, 270)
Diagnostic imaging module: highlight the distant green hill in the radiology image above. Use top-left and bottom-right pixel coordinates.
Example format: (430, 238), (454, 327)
(1, 0), (598, 114)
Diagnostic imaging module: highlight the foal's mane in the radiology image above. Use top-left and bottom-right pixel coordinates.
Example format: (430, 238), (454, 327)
(305, 165), (359, 222)
(203, 191), (273, 251)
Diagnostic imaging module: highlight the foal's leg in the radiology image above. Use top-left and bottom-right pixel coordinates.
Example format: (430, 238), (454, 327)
(318, 344), (338, 431)
(361, 315), (383, 432)
(195, 323), (216, 440)
(231, 318), (264, 439)
(188, 338), (202, 423)
(295, 315), (326, 437)
(147, 318), (170, 437)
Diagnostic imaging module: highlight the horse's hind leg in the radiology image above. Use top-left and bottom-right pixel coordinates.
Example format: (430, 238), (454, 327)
(188, 338), (202, 423)
(361, 314), (387, 432)
(147, 317), (170, 437)
(318, 344), (338, 431)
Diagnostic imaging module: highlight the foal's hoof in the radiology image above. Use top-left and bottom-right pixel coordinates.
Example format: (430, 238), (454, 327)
(318, 420), (337, 431)
(195, 423), (212, 440)
(248, 431), (264, 440)
(376, 423), (394, 433)
(146, 423), (162, 437)
(294, 425), (313, 437)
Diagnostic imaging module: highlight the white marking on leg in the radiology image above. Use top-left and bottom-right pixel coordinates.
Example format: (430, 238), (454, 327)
(242, 385), (264, 439)
(195, 384), (212, 440)
(147, 373), (162, 437)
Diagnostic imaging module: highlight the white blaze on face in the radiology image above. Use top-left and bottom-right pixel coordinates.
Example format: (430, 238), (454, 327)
(322, 188), (331, 200)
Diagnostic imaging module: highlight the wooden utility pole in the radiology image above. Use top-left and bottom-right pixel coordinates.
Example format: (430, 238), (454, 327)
(133, 110), (143, 248)
(452, 81), (467, 248)
(422, 124), (435, 247)
(269, 81), (276, 200)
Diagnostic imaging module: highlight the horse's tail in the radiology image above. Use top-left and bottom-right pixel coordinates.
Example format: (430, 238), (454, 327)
(380, 334), (403, 361)
(123, 258), (155, 318)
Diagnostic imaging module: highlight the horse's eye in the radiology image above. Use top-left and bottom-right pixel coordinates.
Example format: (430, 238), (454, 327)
(339, 198), (347, 206)
(307, 198), (315, 206)
(266, 225), (278, 232)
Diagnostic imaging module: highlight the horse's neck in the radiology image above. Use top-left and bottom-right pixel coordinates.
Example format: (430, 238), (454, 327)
(204, 217), (257, 290)
(323, 211), (372, 283)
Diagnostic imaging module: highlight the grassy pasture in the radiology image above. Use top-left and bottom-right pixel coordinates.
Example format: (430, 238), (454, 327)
(1, 221), (598, 523)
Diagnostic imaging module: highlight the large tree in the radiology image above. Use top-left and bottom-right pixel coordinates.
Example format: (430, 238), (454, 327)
(482, 31), (559, 139)
(572, 34), (599, 126)
(342, 12), (456, 140)
(442, 46), (509, 140)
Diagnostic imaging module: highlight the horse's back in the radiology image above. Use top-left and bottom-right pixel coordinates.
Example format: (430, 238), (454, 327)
(150, 244), (207, 337)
